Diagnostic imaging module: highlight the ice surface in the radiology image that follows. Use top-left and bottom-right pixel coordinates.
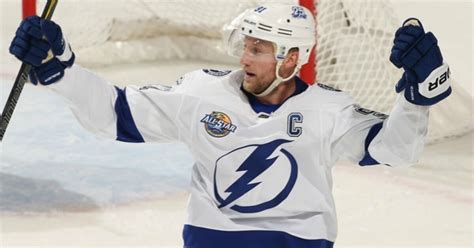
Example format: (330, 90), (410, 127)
(0, 79), (194, 208)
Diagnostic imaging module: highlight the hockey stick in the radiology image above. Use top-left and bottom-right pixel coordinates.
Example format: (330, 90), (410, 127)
(0, 0), (58, 142)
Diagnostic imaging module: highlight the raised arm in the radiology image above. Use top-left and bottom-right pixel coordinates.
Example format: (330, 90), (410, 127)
(366, 18), (451, 166)
(333, 18), (451, 167)
(9, 17), (188, 143)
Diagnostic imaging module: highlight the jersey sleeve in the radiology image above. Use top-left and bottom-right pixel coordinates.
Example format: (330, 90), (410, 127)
(330, 92), (429, 167)
(47, 65), (119, 139)
(47, 64), (198, 143)
(364, 94), (429, 167)
(122, 79), (199, 143)
(329, 94), (385, 165)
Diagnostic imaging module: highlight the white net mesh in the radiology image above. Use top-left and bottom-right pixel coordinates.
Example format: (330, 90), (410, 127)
(50, 0), (264, 66)
(313, 0), (472, 143)
(37, 0), (472, 142)
(316, 0), (400, 112)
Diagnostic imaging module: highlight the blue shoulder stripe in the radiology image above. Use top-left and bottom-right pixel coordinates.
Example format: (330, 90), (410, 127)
(359, 122), (384, 166)
(114, 87), (145, 143)
(183, 225), (334, 248)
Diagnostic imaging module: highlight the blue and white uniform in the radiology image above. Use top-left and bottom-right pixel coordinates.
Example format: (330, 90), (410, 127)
(47, 65), (429, 247)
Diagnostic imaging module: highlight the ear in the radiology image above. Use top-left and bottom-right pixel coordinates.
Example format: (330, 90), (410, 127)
(278, 49), (299, 78)
(283, 49), (299, 68)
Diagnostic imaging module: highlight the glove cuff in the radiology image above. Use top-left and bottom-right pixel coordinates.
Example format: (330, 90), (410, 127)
(418, 63), (451, 99)
(29, 58), (67, 85)
(404, 63), (452, 106)
(56, 36), (74, 66)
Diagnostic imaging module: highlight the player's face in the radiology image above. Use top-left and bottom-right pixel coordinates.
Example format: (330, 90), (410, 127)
(239, 37), (277, 94)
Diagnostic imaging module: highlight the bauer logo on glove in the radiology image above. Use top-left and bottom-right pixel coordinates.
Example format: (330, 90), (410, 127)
(422, 63), (450, 96)
(390, 18), (451, 106)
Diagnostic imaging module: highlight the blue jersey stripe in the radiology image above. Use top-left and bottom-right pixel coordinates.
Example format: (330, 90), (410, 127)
(359, 122), (384, 166)
(114, 87), (145, 143)
(183, 225), (334, 248)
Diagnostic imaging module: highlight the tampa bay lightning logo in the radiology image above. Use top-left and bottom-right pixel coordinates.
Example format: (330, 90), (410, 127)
(291, 6), (307, 19)
(214, 139), (298, 213)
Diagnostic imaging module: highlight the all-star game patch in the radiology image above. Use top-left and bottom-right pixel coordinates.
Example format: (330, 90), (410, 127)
(203, 69), (232, 77)
(200, 111), (237, 138)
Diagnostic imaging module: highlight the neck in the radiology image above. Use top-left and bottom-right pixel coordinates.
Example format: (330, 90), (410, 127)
(255, 78), (296, 105)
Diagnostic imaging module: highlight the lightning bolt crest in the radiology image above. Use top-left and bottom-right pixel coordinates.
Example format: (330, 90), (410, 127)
(217, 139), (292, 208)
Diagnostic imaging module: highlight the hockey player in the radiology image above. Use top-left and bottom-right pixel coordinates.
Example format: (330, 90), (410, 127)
(9, 4), (451, 248)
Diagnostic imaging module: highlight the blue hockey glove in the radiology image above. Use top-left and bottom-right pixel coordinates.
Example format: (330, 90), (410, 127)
(389, 18), (451, 106)
(9, 16), (50, 67)
(9, 16), (75, 85)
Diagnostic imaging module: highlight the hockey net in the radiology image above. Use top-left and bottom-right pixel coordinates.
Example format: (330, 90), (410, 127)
(26, 0), (473, 143)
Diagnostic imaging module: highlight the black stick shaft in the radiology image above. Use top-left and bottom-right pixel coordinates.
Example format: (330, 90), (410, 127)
(0, 0), (58, 141)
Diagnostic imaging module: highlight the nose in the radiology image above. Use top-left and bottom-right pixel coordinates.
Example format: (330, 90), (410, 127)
(240, 51), (252, 66)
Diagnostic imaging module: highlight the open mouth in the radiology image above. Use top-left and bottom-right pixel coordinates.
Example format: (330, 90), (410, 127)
(245, 72), (256, 77)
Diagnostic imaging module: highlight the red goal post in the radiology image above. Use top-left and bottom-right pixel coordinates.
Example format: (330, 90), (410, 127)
(22, 0), (36, 19)
(298, 0), (317, 84)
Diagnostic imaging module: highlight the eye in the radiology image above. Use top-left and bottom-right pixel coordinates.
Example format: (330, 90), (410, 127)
(252, 47), (265, 55)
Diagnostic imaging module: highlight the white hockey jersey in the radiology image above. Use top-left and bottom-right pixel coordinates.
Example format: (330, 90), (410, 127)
(47, 65), (429, 247)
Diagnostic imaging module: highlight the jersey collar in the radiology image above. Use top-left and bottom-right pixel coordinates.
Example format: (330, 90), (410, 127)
(242, 76), (309, 115)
